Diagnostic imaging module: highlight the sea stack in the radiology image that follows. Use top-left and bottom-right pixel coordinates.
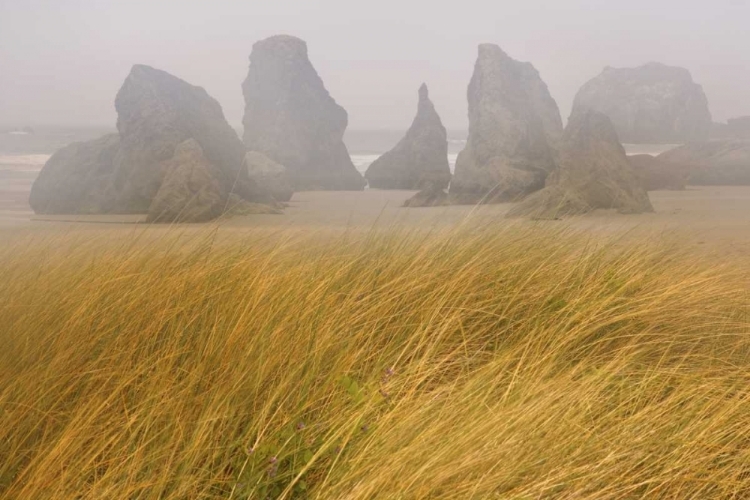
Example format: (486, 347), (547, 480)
(242, 35), (365, 191)
(114, 65), (259, 213)
(572, 62), (712, 144)
(450, 44), (563, 203)
(508, 111), (653, 218)
(30, 65), (268, 221)
(365, 84), (451, 190)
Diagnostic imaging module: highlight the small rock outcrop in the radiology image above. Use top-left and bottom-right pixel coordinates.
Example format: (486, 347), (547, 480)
(365, 84), (451, 190)
(712, 117), (750, 140)
(450, 44), (563, 203)
(403, 185), (449, 207)
(31, 65), (269, 221)
(244, 151), (294, 202)
(508, 111), (653, 218)
(572, 62), (712, 144)
(29, 134), (120, 214)
(628, 154), (687, 191)
(147, 139), (227, 222)
(242, 35), (365, 191)
(658, 140), (750, 185)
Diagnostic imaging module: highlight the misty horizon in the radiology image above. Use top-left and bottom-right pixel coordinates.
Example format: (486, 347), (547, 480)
(2, 0), (749, 131)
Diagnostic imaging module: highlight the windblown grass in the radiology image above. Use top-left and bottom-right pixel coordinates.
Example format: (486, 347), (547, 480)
(1, 225), (749, 499)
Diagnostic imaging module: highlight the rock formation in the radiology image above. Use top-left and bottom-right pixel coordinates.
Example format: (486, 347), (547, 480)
(628, 154), (687, 191)
(365, 84), (451, 190)
(572, 62), (712, 144)
(242, 35), (365, 191)
(712, 117), (750, 140)
(113, 65), (258, 212)
(403, 185), (449, 207)
(450, 44), (563, 203)
(29, 134), (120, 214)
(726, 117), (750, 139)
(508, 111), (653, 218)
(244, 151), (294, 202)
(31, 65), (269, 221)
(658, 140), (750, 185)
(147, 139), (227, 222)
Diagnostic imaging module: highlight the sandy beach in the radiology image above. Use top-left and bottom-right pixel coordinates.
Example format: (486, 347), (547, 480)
(2, 142), (748, 257)
(3, 180), (750, 258)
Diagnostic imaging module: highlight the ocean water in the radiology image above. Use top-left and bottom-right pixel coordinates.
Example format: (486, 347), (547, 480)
(0, 155), (49, 218)
(621, 144), (681, 157)
(0, 154), (52, 169)
(351, 152), (461, 175)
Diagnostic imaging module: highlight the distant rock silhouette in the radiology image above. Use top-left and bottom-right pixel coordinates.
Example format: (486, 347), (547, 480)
(712, 117), (750, 140)
(450, 44), (563, 203)
(572, 62), (711, 144)
(628, 154), (687, 191)
(242, 35), (365, 191)
(658, 140), (750, 185)
(365, 84), (451, 190)
(508, 111), (653, 218)
(244, 151), (294, 202)
(31, 65), (269, 221)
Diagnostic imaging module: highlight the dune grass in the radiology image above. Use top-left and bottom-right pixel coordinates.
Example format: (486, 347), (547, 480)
(1, 225), (750, 499)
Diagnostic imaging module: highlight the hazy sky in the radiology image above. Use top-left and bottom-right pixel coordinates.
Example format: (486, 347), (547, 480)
(1, 0), (749, 130)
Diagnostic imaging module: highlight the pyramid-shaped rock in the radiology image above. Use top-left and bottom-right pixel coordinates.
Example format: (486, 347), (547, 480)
(365, 84), (451, 190)
(508, 111), (653, 218)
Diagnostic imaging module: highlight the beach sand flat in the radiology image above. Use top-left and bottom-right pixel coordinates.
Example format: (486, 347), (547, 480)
(1, 185), (750, 259)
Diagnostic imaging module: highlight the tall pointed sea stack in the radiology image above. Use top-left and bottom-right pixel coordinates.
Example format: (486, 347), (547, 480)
(450, 44), (563, 203)
(365, 84), (451, 189)
(242, 35), (365, 191)
(508, 110), (653, 218)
